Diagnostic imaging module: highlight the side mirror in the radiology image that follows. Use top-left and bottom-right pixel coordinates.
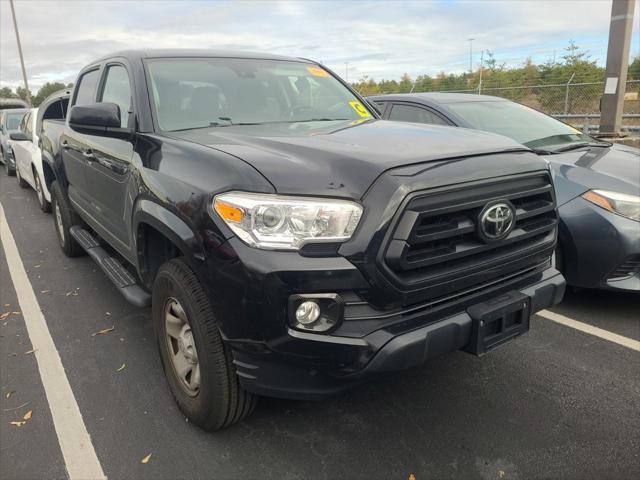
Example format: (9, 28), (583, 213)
(69, 102), (132, 138)
(9, 132), (29, 141)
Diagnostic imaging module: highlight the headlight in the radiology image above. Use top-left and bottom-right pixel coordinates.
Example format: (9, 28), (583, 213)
(582, 189), (640, 222)
(213, 192), (363, 250)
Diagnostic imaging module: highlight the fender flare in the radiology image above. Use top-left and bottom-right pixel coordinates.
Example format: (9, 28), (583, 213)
(132, 199), (205, 285)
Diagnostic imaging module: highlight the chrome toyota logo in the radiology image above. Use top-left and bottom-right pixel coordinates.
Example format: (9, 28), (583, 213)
(479, 202), (515, 241)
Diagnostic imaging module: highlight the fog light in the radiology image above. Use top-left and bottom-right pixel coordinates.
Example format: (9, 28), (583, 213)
(295, 301), (321, 325)
(288, 293), (344, 333)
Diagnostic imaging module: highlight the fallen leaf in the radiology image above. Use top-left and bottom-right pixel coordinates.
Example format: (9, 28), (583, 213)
(0, 312), (9, 320)
(141, 453), (152, 464)
(3, 304), (9, 307)
(408, 475), (416, 480)
(10, 421), (26, 427)
(34, 264), (41, 268)
(116, 363), (126, 372)
(11, 312), (21, 315)
(6, 390), (15, 399)
(24, 349), (37, 355)
(41, 290), (51, 294)
(23, 410), (32, 421)
(498, 471), (505, 479)
(92, 326), (115, 337)
(106, 312), (111, 316)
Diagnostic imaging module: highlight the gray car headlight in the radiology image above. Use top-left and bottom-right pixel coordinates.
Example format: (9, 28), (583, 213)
(582, 189), (640, 222)
(213, 192), (363, 250)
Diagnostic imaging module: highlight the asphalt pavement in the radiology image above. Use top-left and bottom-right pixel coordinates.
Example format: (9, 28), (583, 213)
(1, 172), (639, 480)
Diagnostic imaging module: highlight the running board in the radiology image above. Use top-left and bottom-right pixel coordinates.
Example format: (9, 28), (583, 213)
(69, 226), (151, 308)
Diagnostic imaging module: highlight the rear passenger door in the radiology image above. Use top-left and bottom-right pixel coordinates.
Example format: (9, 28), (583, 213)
(387, 102), (451, 126)
(81, 63), (135, 252)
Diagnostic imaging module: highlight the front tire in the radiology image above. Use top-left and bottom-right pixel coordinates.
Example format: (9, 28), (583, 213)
(35, 173), (51, 213)
(153, 258), (257, 431)
(51, 181), (84, 257)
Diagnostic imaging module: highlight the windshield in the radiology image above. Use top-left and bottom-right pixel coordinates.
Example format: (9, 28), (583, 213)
(4, 112), (25, 131)
(146, 58), (372, 132)
(447, 100), (592, 150)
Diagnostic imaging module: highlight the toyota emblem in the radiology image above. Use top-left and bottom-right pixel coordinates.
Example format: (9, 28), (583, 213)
(478, 202), (515, 242)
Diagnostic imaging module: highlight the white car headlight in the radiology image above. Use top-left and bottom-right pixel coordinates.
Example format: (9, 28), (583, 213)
(213, 192), (363, 250)
(582, 189), (640, 222)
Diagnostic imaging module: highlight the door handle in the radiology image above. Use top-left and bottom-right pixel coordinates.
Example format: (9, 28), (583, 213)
(96, 157), (128, 175)
(82, 149), (96, 161)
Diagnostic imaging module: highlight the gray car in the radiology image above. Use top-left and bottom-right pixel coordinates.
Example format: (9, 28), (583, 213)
(369, 93), (639, 292)
(0, 108), (28, 175)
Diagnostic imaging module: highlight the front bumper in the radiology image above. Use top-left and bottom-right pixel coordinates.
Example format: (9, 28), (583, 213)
(559, 197), (640, 291)
(210, 243), (565, 400)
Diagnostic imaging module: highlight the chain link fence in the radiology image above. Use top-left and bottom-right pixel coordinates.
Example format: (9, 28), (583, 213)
(433, 80), (640, 133)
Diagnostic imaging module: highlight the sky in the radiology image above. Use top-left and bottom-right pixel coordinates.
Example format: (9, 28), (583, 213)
(1, 0), (639, 92)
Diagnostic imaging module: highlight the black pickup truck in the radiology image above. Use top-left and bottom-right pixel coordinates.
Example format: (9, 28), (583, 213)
(40, 50), (565, 430)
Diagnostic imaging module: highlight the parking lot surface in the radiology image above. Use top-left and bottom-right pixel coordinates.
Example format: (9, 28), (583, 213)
(1, 173), (639, 480)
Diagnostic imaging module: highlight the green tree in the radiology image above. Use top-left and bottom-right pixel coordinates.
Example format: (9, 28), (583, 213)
(16, 86), (32, 103)
(628, 56), (640, 80)
(33, 82), (68, 107)
(0, 86), (18, 98)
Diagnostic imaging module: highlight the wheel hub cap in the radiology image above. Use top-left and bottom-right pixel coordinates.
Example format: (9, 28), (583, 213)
(164, 298), (200, 396)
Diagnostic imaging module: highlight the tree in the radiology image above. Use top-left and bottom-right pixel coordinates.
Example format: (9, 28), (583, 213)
(628, 56), (640, 80)
(398, 73), (413, 93)
(32, 82), (68, 107)
(16, 86), (32, 103)
(0, 86), (17, 98)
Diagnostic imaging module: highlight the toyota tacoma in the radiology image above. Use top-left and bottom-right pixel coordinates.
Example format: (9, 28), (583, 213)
(40, 50), (565, 430)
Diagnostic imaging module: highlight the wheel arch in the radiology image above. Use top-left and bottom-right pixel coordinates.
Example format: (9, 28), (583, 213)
(133, 199), (204, 290)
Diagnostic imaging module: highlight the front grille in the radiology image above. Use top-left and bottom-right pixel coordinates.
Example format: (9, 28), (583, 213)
(381, 173), (557, 303)
(608, 255), (640, 280)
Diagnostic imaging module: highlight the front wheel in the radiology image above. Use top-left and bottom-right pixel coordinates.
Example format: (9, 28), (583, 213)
(35, 173), (51, 213)
(153, 258), (257, 431)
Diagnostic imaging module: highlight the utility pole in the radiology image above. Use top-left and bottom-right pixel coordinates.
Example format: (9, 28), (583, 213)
(344, 62), (350, 83)
(9, 0), (31, 106)
(468, 38), (475, 74)
(600, 0), (636, 136)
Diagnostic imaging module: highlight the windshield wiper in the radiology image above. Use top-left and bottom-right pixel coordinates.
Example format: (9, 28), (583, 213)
(553, 141), (613, 153)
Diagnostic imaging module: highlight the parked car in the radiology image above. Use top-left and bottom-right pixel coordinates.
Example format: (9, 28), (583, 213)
(0, 97), (29, 110)
(369, 93), (640, 292)
(9, 89), (70, 213)
(10, 108), (51, 212)
(0, 108), (27, 175)
(41, 50), (564, 430)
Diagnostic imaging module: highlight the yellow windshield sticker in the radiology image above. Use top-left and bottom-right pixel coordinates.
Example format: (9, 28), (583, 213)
(349, 101), (371, 118)
(307, 66), (329, 78)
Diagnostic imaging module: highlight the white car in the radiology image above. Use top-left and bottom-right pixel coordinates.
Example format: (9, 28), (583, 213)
(10, 108), (52, 212)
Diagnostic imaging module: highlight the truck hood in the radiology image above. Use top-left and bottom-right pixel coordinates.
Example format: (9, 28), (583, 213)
(170, 119), (528, 199)
(549, 143), (640, 206)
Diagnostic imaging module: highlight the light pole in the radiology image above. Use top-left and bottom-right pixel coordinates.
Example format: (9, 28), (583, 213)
(344, 62), (350, 83)
(9, 0), (32, 106)
(468, 38), (475, 74)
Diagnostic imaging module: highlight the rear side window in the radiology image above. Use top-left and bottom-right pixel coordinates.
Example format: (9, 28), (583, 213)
(100, 65), (132, 128)
(74, 69), (100, 107)
(389, 104), (448, 126)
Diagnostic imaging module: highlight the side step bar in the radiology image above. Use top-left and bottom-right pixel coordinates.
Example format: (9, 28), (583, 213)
(69, 226), (151, 308)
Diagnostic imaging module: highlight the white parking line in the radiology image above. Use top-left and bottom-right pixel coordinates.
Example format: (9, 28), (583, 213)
(0, 203), (105, 480)
(537, 309), (640, 352)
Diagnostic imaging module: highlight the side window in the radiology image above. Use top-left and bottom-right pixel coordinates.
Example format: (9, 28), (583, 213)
(389, 104), (448, 126)
(100, 65), (132, 128)
(74, 69), (101, 107)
